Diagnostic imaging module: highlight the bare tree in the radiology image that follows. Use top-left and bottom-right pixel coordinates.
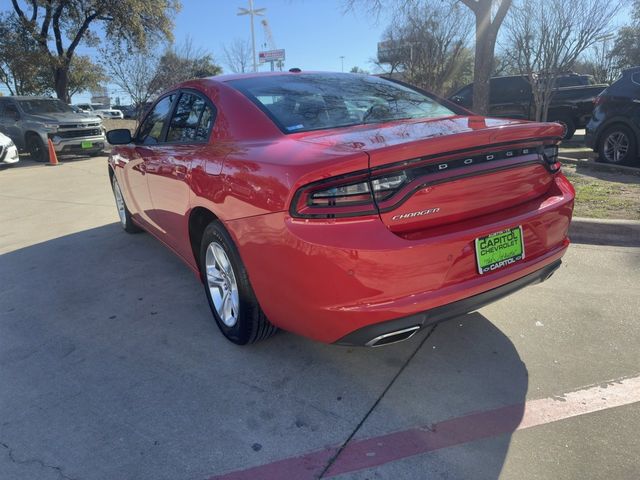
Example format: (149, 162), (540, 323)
(504, 0), (622, 122)
(376, 0), (473, 95)
(581, 39), (620, 85)
(344, 0), (512, 114)
(101, 42), (160, 115)
(223, 39), (252, 73)
(151, 37), (222, 92)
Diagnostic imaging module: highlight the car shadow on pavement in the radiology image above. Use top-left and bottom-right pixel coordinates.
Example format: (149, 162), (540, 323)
(0, 223), (527, 480)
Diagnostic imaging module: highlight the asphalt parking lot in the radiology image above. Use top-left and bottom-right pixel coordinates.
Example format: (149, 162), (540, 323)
(1, 156), (639, 480)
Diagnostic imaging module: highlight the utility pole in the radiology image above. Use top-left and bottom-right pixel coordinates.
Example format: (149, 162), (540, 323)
(340, 55), (345, 72)
(237, 0), (266, 72)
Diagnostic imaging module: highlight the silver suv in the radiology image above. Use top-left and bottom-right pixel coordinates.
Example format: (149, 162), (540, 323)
(0, 96), (106, 162)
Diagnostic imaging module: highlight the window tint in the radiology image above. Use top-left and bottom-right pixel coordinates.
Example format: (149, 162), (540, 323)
(229, 73), (455, 133)
(456, 85), (472, 103)
(166, 93), (214, 142)
(4, 103), (19, 118)
(18, 99), (72, 114)
(137, 94), (175, 144)
(490, 77), (530, 103)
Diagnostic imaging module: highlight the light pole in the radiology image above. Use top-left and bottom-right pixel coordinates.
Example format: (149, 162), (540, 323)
(237, 0), (266, 73)
(340, 55), (345, 72)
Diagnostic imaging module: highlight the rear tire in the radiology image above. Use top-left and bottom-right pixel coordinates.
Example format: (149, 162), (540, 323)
(111, 175), (142, 233)
(598, 125), (637, 166)
(199, 221), (277, 345)
(26, 134), (49, 162)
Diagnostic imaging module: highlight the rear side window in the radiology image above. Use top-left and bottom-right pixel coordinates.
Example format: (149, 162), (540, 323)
(606, 72), (640, 98)
(490, 77), (530, 103)
(137, 94), (176, 144)
(166, 92), (215, 143)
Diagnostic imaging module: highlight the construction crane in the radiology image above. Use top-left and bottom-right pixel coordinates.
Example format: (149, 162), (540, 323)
(260, 19), (284, 71)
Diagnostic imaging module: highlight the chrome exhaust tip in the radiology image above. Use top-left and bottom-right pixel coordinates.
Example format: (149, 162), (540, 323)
(365, 325), (421, 347)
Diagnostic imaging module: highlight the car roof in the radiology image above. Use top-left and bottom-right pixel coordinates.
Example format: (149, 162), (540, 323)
(622, 66), (640, 75)
(210, 70), (349, 83)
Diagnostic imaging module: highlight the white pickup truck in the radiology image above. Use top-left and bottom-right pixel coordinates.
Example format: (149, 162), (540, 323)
(74, 103), (124, 120)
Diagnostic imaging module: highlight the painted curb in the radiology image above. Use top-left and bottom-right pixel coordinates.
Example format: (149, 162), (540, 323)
(570, 217), (640, 247)
(559, 156), (640, 176)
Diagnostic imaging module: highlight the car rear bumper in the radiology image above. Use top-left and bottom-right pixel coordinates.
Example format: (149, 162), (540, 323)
(225, 173), (575, 344)
(335, 259), (561, 346)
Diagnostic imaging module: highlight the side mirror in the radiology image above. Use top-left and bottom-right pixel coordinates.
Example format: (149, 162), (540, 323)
(451, 96), (463, 104)
(106, 128), (132, 145)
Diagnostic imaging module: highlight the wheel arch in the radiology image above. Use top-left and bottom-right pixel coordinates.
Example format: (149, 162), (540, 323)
(188, 206), (220, 273)
(24, 130), (43, 145)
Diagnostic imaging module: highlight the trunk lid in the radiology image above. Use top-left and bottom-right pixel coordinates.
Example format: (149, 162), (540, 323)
(295, 115), (563, 233)
(363, 116), (563, 233)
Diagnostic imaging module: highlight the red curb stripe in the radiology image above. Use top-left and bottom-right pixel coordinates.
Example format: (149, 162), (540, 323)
(207, 447), (337, 480)
(325, 403), (523, 477)
(209, 375), (640, 480)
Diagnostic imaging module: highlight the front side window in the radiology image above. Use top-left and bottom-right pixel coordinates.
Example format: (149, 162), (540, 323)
(1, 102), (19, 119)
(18, 99), (72, 114)
(229, 73), (455, 133)
(137, 94), (175, 145)
(166, 93), (215, 142)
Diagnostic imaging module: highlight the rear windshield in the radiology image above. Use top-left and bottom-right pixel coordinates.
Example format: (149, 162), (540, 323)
(228, 73), (455, 133)
(19, 99), (73, 114)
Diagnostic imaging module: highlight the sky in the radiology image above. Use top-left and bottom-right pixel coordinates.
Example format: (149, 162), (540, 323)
(0, 0), (630, 104)
(84, 0), (393, 104)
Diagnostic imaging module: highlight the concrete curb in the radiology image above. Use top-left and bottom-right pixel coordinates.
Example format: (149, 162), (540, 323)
(570, 217), (640, 247)
(559, 156), (640, 176)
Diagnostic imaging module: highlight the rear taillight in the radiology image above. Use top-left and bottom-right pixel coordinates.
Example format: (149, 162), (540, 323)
(540, 144), (561, 173)
(593, 95), (604, 106)
(292, 171), (410, 218)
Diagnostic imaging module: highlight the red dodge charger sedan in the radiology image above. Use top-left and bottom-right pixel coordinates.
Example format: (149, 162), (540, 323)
(107, 72), (574, 346)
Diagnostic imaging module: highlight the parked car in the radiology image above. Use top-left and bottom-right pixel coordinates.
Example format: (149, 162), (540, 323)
(0, 96), (105, 161)
(585, 67), (640, 166)
(107, 72), (574, 346)
(118, 105), (136, 119)
(0, 131), (20, 166)
(449, 74), (607, 139)
(74, 103), (124, 119)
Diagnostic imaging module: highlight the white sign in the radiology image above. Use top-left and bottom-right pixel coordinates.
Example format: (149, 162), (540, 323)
(259, 49), (285, 63)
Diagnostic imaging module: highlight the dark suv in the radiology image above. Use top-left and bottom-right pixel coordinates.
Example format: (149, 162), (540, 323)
(586, 67), (640, 166)
(450, 74), (607, 139)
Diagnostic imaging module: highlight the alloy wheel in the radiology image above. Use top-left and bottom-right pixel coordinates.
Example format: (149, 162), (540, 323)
(603, 132), (630, 164)
(112, 177), (127, 228)
(205, 242), (240, 327)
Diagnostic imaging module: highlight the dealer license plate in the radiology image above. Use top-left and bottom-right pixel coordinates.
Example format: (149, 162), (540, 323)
(475, 226), (525, 275)
(81, 140), (93, 149)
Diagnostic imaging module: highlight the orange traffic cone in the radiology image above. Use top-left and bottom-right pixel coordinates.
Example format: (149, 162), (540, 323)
(46, 138), (60, 166)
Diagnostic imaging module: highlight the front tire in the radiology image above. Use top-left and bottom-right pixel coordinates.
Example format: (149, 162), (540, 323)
(199, 221), (277, 345)
(111, 175), (142, 233)
(26, 134), (49, 162)
(598, 125), (637, 166)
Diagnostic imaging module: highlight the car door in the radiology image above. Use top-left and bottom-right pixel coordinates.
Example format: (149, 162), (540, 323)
(145, 90), (217, 260)
(121, 93), (178, 231)
(488, 77), (532, 119)
(0, 101), (24, 148)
